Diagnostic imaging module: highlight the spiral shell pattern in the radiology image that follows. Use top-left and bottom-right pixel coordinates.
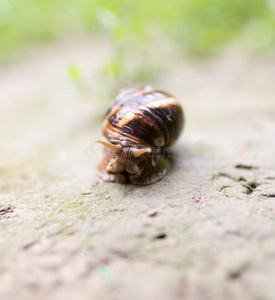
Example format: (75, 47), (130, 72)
(102, 86), (184, 148)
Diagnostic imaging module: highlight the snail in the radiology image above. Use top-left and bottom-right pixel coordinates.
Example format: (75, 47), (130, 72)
(95, 86), (184, 185)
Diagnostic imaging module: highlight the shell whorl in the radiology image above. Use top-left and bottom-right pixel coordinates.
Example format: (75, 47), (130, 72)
(102, 87), (184, 148)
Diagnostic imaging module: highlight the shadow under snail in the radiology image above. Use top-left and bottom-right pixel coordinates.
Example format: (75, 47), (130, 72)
(95, 86), (184, 185)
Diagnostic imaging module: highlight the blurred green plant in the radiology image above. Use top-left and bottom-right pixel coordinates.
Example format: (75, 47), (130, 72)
(1, 0), (275, 80)
(67, 64), (91, 97)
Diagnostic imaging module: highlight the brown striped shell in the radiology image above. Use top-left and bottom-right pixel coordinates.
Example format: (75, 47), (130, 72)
(96, 86), (184, 185)
(103, 86), (183, 148)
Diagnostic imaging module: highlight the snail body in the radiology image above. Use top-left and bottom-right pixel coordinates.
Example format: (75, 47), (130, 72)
(96, 86), (184, 185)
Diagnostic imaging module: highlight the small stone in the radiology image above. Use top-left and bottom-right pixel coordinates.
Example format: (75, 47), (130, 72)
(147, 209), (159, 217)
(81, 179), (100, 195)
(81, 184), (96, 195)
(168, 239), (178, 248)
(153, 232), (167, 240)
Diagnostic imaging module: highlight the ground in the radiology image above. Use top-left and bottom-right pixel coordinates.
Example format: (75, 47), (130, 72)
(0, 37), (275, 300)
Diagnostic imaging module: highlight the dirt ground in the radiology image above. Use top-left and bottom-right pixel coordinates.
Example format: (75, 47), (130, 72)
(0, 37), (275, 300)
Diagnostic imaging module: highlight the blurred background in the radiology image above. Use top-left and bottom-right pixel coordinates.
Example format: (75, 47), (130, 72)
(1, 0), (275, 81)
(1, 2), (275, 300)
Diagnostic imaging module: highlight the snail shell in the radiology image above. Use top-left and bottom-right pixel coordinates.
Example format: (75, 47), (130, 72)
(96, 86), (184, 185)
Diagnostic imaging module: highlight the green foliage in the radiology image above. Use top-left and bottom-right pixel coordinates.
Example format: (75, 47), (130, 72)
(67, 64), (91, 97)
(68, 64), (82, 82)
(1, 0), (275, 80)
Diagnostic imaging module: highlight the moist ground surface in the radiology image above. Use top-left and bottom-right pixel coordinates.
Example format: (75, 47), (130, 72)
(0, 38), (275, 300)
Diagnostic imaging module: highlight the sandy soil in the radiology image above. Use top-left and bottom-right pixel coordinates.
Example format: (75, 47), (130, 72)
(0, 37), (275, 300)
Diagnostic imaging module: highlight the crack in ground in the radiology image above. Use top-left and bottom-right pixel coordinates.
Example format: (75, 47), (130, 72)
(235, 164), (259, 170)
(0, 205), (14, 219)
(213, 172), (260, 196)
(261, 193), (275, 198)
(213, 172), (247, 182)
(242, 182), (259, 195)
